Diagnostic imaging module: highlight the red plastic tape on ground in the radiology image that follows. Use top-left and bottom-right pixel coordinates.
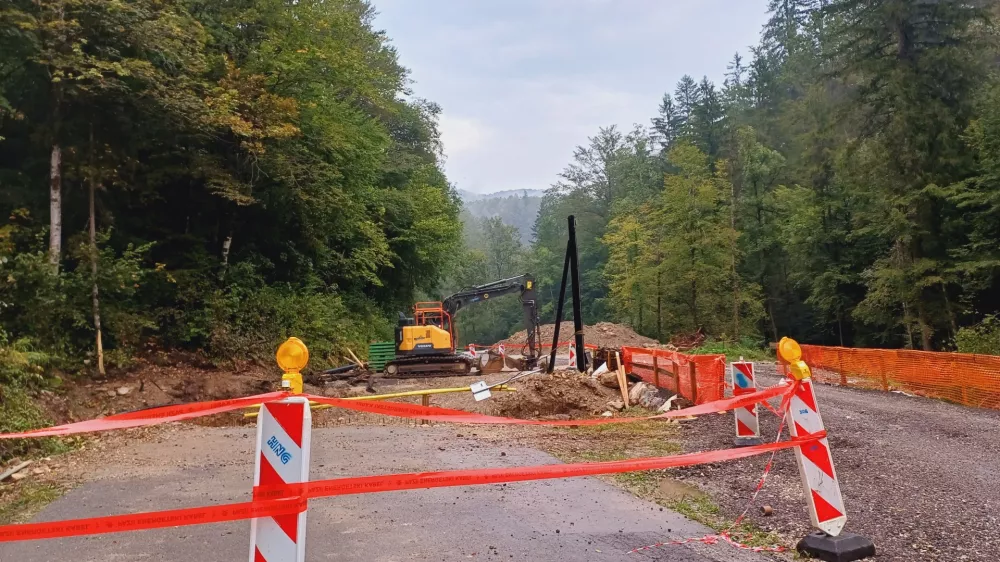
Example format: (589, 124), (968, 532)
(302, 381), (794, 427)
(0, 392), (288, 440)
(253, 432), (822, 501)
(0, 497), (306, 543)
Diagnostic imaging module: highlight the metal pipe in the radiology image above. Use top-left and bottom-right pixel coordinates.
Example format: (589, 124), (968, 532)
(568, 215), (586, 372)
(547, 238), (572, 373)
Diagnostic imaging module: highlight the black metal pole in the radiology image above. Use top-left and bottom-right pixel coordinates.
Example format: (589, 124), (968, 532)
(547, 240), (572, 373)
(568, 216), (586, 371)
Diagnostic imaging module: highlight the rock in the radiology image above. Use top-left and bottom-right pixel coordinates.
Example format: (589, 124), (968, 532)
(608, 399), (625, 411)
(117, 386), (132, 396)
(10, 472), (28, 482)
(597, 371), (620, 389)
(601, 411), (614, 418)
(629, 382), (652, 404)
(657, 395), (678, 413)
(106, 390), (118, 398)
(31, 466), (51, 475)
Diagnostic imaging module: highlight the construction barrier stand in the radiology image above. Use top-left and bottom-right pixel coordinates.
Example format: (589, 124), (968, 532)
(787, 378), (847, 537)
(567, 343), (576, 370)
(250, 397), (311, 562)
(731, 362), (762, 446)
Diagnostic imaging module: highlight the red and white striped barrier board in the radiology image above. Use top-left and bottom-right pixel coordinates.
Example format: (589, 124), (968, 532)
(468, 344), (476, 358)
(498, 343), (505, 357)
(567, 344), (576, 369)
(731, 362), (761, 440)
(787, 378), (847, 536)
(250, 397), (312, 562)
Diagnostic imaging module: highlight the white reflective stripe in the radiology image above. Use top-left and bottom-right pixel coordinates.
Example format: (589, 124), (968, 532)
(250, 397), (311, 562)
(789, 395), (824, 434)
(252, 517), (298, 561)
(258, 405), (305, 486)
(735, 407), (760, 435)
(788, 381), (847, 537)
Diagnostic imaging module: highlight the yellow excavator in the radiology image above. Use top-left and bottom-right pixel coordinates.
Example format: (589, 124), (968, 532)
(384, 274), (541, 377)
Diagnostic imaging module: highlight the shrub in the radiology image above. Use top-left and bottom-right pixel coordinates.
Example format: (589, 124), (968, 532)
(956, 315), (1000, 356)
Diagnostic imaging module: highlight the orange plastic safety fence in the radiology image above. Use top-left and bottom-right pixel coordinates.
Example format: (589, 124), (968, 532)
(620, 347), (726, 404)
(799, 345), (1000, 410)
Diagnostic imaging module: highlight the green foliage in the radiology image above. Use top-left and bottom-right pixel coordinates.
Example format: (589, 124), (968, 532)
(689, 337), (773, 362)
(0, 0), (460, 368)
(955, 315), (1000, 356)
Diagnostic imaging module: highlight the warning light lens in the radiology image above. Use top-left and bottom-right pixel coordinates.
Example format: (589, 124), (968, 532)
(777, 337), (802, 363)
(276, 337), (309, 372)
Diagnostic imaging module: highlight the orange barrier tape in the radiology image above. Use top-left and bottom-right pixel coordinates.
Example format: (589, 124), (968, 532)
(0, 392), (288, 440)
(0, 384), (793, 440)
(0, 497), (307, 543)
(0, 432), (821, 543)
(301, 382), (792, 426)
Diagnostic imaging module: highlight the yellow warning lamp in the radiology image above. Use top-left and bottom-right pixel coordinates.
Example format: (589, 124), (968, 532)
(276, 337), (309, 394)
(777, 337), (811, 381)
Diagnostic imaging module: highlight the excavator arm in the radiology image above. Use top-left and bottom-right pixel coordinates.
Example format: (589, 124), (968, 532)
(442, 274), (541, 364)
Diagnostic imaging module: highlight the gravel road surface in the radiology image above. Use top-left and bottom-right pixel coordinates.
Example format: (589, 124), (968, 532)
(0, 425), (772, 562)
(676, 363), (1000, 562)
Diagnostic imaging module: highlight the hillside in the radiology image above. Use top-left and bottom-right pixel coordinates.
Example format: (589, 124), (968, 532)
(460, 190), (543, 245)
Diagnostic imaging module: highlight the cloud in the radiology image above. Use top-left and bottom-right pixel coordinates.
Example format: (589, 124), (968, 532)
(438, 114), (493, 158)
(374, 0), (771, 193)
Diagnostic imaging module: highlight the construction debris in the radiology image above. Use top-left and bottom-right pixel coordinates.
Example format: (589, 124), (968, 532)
(0, 460), (33, 482)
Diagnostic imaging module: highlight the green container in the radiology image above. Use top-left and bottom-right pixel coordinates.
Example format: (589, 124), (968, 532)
(368, 341), (396, 372)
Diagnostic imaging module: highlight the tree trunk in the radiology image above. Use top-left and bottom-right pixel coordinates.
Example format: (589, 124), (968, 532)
(916, 299), (933, 351)
(941, 284), (958, 341)
(730, 178), (740, 340)
(837, 312), (845, 347)
(656, 268), (662, 342)
(88, 128), (105, 376)
(219, 233), (234, 280)
(49, 143), (62, 270)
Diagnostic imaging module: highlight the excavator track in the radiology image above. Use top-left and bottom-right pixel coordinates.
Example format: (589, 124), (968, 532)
(383, 355), (473, 378)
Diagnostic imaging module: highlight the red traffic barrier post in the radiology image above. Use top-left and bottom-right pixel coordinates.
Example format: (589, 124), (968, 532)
(778, 338), (875, 562)
(731, 360), (763, 447)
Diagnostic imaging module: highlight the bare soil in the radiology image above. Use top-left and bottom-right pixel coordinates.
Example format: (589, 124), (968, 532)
(491, 372), (620, 419)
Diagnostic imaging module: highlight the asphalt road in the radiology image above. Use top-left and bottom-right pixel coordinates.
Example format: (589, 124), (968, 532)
(0, 425), (771, 562)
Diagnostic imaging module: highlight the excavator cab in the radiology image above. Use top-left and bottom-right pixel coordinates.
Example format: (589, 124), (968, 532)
(384, 275), (540, 377)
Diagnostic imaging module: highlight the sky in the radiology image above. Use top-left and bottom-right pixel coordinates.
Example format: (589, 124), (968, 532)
(372, 0), (771, 195)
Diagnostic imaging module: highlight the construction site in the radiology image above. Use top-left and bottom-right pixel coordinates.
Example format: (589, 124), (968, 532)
(2, 295), (999, 562)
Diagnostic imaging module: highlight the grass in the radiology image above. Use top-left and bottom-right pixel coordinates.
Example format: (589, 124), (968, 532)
(667, 494), (785, 549)
(0, 482), (64, 525)
(688, 339), (774, 362)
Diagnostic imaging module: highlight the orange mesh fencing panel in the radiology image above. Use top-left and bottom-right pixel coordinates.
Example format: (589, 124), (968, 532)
(621, 347), (725, 404)
(800, 345), (1000, 410)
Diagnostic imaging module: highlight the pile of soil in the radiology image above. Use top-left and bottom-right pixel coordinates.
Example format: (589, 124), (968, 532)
(36, 353), (301, 426)
(490, 372), (619, 419)
(502, 321), (658, 350)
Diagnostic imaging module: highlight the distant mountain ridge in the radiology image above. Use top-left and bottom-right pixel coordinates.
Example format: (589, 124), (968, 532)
(458, 188), (546, 203)
(458, 189), (545, 245)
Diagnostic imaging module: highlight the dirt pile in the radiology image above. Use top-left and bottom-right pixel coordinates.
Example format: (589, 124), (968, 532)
(502, 321), (658, 350)
(37, 354), (293, 426)
(491, 372), (619, 419)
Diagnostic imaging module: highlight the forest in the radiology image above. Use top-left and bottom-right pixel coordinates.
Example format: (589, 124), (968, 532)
(0, 0), (462, 381)
(458, 0), (1000, 355)
(3, 0), (1000, 402)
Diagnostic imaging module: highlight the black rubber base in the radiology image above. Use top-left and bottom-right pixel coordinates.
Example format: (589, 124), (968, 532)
(733, 436), (763, 447)
(797, 531), (876, 562)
